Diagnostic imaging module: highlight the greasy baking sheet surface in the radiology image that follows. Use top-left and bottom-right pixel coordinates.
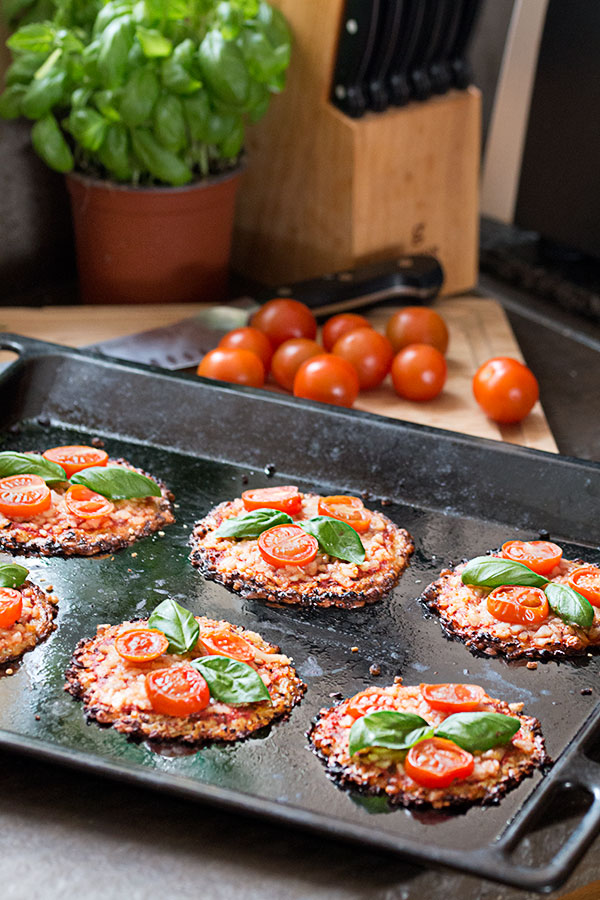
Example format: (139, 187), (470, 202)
(0, 337), (599, 892)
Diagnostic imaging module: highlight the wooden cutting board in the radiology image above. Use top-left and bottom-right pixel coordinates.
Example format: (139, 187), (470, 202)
(0, 295), (557, 453)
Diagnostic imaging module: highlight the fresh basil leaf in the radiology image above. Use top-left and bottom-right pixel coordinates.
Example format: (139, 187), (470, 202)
(191, 655), (271, 705)
(136, 26), (172, 58)
(69, 466), (161, 499)
(435, 711), (520, 752)
(461, 556), (548, 589)
(0, 563), (29, 589)
(300, 516), (365, 564)
(0, 451), (66, 483)
(147, 598), (199, 654)
(348, 710), (430, 757)
(215, 508), (293, 540)
(545, 582), (594, 629)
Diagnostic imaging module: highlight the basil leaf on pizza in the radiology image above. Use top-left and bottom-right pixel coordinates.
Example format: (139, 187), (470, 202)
(0, 451), (66, 483)
(0, 562), (28, 588)
(70, 466), (161, 499)
(348, 710), (431, 756)
(461, 557), (549, 589)
(191, 655), (271, 704)
(215, 508), (293, 539)
(435, 711), (520, 752)
(544, 582), (594, 629)
(300, 516), (365, 564)
(148, 598), (199, 654)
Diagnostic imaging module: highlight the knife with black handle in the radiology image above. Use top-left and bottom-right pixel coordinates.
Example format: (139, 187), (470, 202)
(364, 0), (406, 112)
(450, 0), (482, 89)
(330, 0), (381, 118)
(408, 0), (449, 102)
(87, 255), (444, 369)
(429, 0), (464, 95)
(386, 0), (425, 106)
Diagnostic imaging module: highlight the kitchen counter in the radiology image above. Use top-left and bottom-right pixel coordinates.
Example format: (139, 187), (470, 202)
(1, 276), (599, 900)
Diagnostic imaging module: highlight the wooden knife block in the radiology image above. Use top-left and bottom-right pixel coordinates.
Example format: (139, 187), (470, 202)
(232, 0), (481, 295)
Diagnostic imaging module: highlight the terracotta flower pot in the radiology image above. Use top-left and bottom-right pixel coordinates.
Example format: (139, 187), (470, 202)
(66, 168), (242, 304)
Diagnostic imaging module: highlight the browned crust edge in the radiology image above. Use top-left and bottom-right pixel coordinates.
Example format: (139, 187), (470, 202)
(0, 580), (59, 665)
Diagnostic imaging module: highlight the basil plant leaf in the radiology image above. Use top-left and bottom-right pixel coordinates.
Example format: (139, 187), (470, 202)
(461, 556), (548, 589)
(301, 516), (365, 564)
(148, 598), (199, 654)
(0, 451), (66, 483)
(70, 466), (161, 499)
(215, 508), (293, 540)
(435, 711), (520, 753)
(192, 656), (271, 705)
(545, 582), (594, 629)
(0, 563), (29, 589)
(348, 710), (430, 757)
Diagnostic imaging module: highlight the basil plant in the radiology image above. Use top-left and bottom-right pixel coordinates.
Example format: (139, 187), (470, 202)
(0, 0), (291, 185)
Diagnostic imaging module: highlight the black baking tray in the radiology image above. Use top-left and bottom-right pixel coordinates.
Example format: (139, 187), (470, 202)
(1, 333), (600, 893)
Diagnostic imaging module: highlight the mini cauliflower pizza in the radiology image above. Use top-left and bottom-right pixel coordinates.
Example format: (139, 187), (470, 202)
(0, 445), (174, 557)
(190, 485), (413, 608)
(308, 680), (548, 810)
(65, 598), (306, 745)
(0, 562), (58, 667)
(421, 540), (600, 660)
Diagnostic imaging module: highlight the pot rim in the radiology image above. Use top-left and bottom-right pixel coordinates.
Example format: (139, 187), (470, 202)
(66, 161), (245, 195)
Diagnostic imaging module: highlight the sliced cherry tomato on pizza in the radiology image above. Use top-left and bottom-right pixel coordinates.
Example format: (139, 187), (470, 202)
(146, 664), (210, 716)
(0, 474), (51, 517)
(0, 588), (23, 629)
(317, 495), (371, 534)
(258, 524), (319, 568)
(487, 585), (549, 626)
(568, 567), (600, 607)
(65, 484), (115, 519)
(115, 628), (169, 663)
(42, 445), (108, 478)
(198, 627), (256, 664)
(421, 683), (485, 713)
(501, 540), (563, 575)
(405, 737), (474, 788)
(345, 688), (399, 720)
(242, 485), (302, 515)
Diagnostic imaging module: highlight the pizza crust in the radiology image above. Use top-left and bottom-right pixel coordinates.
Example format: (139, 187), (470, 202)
(190, 493), (413, 608)
(0, 580), (59, 665)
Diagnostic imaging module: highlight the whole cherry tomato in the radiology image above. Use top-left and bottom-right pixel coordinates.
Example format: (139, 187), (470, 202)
(332, 327), (394, 390)
(405, 737), (474, 788)
(322, 313), (371, 352)
(421, 683), (485, 713)
(250, 299), (317, 348)
(473, 357), (539, 424)
(146, 664), (210, 716)
(487, 585), (549, 626)
(218, 327), (273, 372)
(386, 307), (449, 354)
(391, 344), (447, 401)
(501, 540), (563, 576)
(43, 445), (108, 478)
(271, 338), (322, 391)
(293, 354), (359, 408)
(197, 348), (265, 388)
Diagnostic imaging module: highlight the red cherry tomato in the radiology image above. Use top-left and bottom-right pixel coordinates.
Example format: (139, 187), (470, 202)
(386, 307), (449, 354)
(487, 585), (549, 626)
(250, 299), (317, 348)
(242, 485), (302, 515)
(218, 327), (273, 373)
(115, 628), (169, 663)
(405, 737), (474, 788)
(146, 664), (210, 717)
(198, 626), (255, 664)
(0, 588), (23, 629)
(65, 484), (115, 519)
(197, 348), (265, 388)
(391, 344), (447, 401)
(42, 445), (108, 478)
(332, 327), (394, 390)
(501, 540), (563, 576)
(568, 567), (600, 607)
(271, 338), (322, 391)
(345, 689), (399, 720)
(293, 354), (359, 408)
(473, 357), (539, 424)
(421, 683), (485, 713)
(322, 313), (371, 352)
(0, 474), (51, 517)
(317, 495), (371, 534)
(258, 524), (319, 568)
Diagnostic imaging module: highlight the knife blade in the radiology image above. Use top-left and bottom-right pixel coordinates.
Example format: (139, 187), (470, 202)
(87, 254), (443, 370)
